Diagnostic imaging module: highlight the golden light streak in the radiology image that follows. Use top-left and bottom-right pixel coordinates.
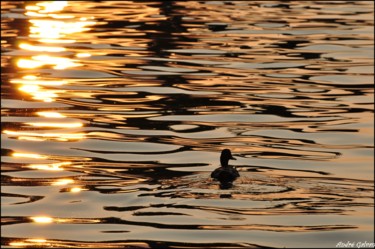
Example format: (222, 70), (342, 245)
(19, 43), (66, 52)
(36, 1), (68, 13)
(9, 242), (28, 247)
(76, 53), (91, 58)
(38, 38), (76, 44)
(25, 122), (83, 128)
(25, 11), (47, 17)
(17, 59), (44, 68)
(19, 84), (39, 92)
(18, 84), (58, 102)
(10, 75), (67, 86)
(52, 179), (74, 186)
(25, 5), (41, 11)
(24, 75), (38, 80)
(29, 19), (96, 40)
(30, 216), (53, 223)
(30, 216), (69, 224)
(28, 239), (47, 243)
(4, 130), (86, 141)
(27, 162), (71, 171)
(25, 2), (68, 16)
(36, 55), (81, 69)
(18, 136), (45, 141)
(70, 187), (83, 193)
(27, 164), (63, 171)
(48, 14), (75, 19)
(24, 1), (96, 45)
(12, 153), (47, 159)
(9, 238), (49, 247)
(37, 111), (66, 118)
(17, 55), (81, 70)
(29, 20), (67, 39)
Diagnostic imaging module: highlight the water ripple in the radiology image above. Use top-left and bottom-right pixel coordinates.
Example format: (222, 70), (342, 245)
(1, 1), (373, 248)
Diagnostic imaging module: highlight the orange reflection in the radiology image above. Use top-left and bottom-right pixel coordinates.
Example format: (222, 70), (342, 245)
(25, 1), (68, 14)
(36, 1), (68, 13)
(37, 111), (66, 118)
(18, 84), (58, 102)
(13, 1), (96, 106)
(30, 216), (53, 224)
(10, 75), (67, 86)
(25, 122), (83, 128)
(12, 152), (47, 159)
(52, 179), (74, 186)
(16, 59), (44, 68)
(76, 52), (91, 58)
(17, 55), (82, 69)
(27, 14), (95, 44)
(70, 187), (83, 193)
(29, 216), (101, 225)
(28, 239), (47, 243)
(19, 43), (66, 52)
(10, 75), (66, 102)
(24, 1), (94, 40)
(4, 130), (86, 142)
(9, 239), (49, 247)
(26, 162), (71, 171)
(30, 216), (68, 224)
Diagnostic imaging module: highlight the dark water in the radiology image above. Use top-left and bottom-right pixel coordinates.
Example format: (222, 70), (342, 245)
(1, 1), (374, 248)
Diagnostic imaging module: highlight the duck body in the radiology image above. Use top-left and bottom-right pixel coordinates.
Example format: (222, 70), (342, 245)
(211, 149), (240, 188)
(211, 166), (240, 183)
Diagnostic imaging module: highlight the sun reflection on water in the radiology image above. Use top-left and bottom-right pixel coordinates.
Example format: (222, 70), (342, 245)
(19, 43), (66, 52)
(30, 216), (54, 224)
(52, 179), (74, 186)
(11, 0), (96, 104)
(70, 187), (83, 193)
(25, 1), (95, 44)
(10, 75), (67, 86)
(76, 52), (92, 58)
(12, 153), (48, 159)
(4, 130), (86, 141)
(26, 1), (68, 13)
(9, 238), (49, 247)
(17, 55), (82, 70)
(36, 111), (66, 118)
(18, 84), (59, 102)
(2, 0), (373, 247)
(26, 162), (71, 171)
(29, 19), (95, 41)
(25, 122), (83, 128)
(10, 75), (66, 102)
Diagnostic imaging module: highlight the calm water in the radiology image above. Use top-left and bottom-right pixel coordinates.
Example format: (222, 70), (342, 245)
(1, 1), (374, 248)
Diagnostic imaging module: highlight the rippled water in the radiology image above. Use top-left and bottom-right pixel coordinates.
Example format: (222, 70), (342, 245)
(1, 1), (374, 248)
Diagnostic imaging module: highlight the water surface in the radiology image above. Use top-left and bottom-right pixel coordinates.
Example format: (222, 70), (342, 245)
(1, 1), (374, 248)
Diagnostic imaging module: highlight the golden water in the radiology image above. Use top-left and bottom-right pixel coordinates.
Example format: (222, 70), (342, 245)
(1, 1), (374, 248)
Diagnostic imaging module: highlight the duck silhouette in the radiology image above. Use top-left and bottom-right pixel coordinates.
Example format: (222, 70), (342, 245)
(211, 149), (240, 189)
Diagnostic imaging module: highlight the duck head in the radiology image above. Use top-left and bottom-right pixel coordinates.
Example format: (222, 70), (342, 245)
(220, 149), (236, 167)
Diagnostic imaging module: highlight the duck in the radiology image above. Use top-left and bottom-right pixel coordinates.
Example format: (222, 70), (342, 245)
(211, 149), (240, 188)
